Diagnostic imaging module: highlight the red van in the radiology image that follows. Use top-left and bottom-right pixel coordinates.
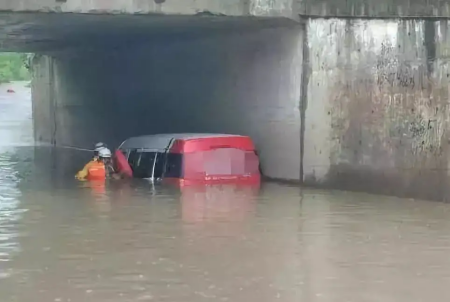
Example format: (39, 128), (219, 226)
(117, 133), (260, 186)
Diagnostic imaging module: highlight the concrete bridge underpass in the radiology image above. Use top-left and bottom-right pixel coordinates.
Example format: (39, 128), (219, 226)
(5, 0), (450, 201)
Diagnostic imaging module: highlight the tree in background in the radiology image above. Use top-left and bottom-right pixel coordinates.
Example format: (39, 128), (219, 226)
(0, 53), (31, 83)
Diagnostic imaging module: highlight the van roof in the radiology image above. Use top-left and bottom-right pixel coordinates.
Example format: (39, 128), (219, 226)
(119, 133), (246, 150)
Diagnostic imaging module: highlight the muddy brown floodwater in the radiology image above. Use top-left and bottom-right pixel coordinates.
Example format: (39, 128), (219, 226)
(1, 82), (450, 302)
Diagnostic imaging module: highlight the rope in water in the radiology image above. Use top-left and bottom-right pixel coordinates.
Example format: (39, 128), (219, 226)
(35, 143), (94, 152)
(57, 145), (93, 152)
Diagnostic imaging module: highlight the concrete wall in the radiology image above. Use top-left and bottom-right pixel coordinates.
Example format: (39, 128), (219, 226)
(33, 25), (303, 181)
(303, 19), (450, 200)
(297, 0), (450, 17)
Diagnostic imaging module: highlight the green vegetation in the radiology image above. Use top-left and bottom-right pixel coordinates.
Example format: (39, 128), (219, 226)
(0, 53), (31, 83)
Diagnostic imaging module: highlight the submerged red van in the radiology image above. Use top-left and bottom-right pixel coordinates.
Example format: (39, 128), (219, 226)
(117, 133), (260, 185)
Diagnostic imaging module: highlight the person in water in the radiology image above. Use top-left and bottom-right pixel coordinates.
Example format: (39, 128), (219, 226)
(75, 147), (111, 181)
(100, 148), (118, 179)
(93, 142), (107, 159)
(103, 149), (131, 180)
(74, 142), (108, 179)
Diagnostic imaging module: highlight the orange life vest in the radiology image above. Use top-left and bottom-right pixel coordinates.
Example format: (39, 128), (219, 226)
(86, 161), (106, 181)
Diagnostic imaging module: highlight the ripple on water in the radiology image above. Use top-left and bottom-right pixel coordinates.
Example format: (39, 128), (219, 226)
(0, 151), (23, 270)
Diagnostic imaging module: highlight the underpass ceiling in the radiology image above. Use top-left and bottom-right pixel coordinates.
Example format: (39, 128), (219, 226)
(0, 12), (297, 53)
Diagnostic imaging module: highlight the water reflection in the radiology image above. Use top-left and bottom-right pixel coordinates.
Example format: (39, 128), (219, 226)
(0, 82), (31, 278)
(0, 152), (23, 266)
(181, 184), (259, 223)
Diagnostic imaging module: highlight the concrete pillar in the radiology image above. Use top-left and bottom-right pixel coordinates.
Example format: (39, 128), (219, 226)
(31, 54), (56, 145)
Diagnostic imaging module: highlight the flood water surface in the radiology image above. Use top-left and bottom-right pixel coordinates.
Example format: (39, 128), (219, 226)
(1, 83), (450, 301)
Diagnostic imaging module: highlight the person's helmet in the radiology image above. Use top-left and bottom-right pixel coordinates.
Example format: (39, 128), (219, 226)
(95, 142), (106, 150)
(98, 147), (112, 158)
(94, 142), (107, 156)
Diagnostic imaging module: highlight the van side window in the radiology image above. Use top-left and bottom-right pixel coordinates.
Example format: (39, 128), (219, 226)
(134, 152), (156, 178)
(153, 153), (165, 179)
(164, 153), (183, 178)
(128, 150), (140, 171)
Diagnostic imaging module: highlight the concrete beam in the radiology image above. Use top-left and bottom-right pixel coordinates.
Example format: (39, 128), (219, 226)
(0, 12), (297, 52)
(5, 0), (450, 18)
(0, 0), (296, 18)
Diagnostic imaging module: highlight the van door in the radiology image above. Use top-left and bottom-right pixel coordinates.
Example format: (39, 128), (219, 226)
(132, 151), (156, 178)
(127, 151), (167, 180)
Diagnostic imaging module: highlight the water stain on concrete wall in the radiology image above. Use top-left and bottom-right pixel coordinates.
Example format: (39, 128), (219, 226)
(304, 19), (450, 200)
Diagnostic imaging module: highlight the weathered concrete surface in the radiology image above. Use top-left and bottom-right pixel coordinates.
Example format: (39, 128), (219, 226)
(0, 0), (295, 17)
(31, 55), (56, 145)
(0, 12), (296, 52)
(32, 26), (303, 181)
(297, 0), (450, 17)
(4, 0), (450, 17)
(303, 19), (450, 200)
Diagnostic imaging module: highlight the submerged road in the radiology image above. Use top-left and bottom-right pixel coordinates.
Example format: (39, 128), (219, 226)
(1, 82), (450, 301)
